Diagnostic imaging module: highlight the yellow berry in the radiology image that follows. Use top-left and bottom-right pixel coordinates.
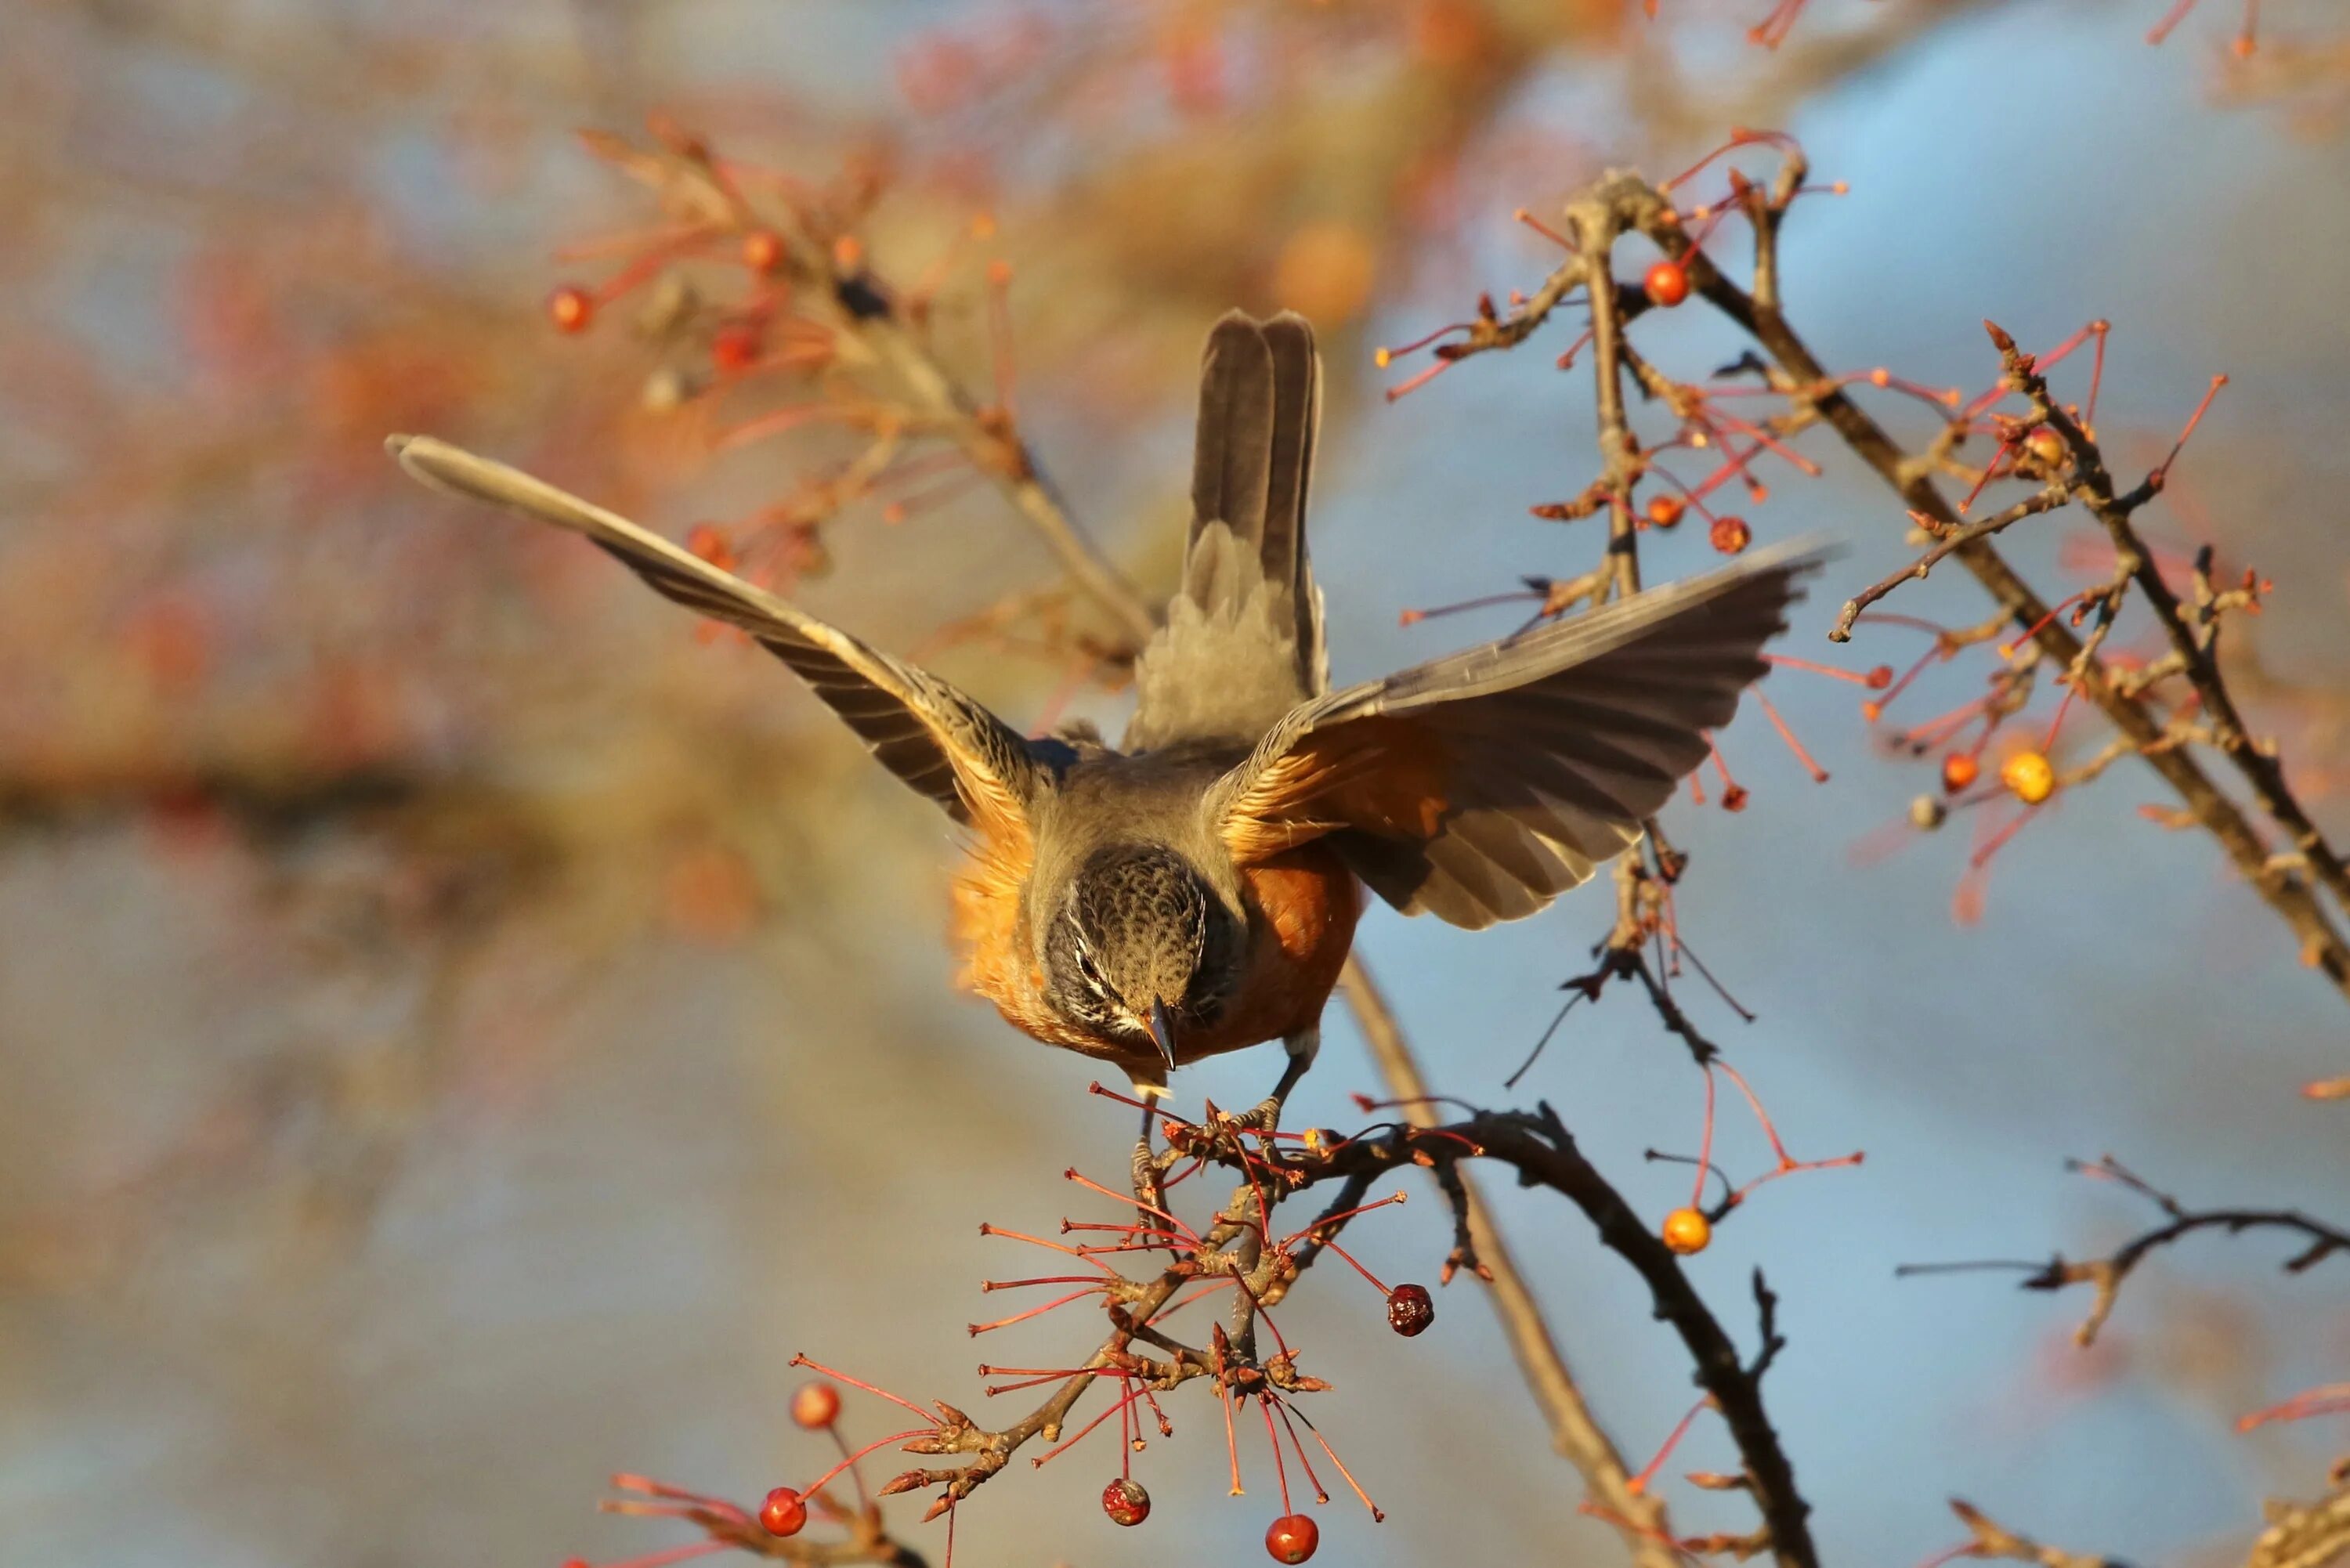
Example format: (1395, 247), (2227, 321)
(2001, 750), (2055, 805)
(1661, 1207), (1712, 1255)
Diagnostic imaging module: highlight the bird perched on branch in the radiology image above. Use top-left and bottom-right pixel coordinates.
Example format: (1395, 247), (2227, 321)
(389, 311), (1815, 1127)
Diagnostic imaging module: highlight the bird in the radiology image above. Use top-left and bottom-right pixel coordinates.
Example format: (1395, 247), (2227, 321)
(389, 309), (1816, 1128)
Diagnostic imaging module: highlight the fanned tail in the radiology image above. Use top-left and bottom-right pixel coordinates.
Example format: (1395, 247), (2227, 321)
(1127, 312), (1327, 750)
(1188, 310), (1322, 691)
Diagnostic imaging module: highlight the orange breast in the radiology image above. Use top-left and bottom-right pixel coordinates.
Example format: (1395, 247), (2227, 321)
(950, 838), (1362, 1071)
(1181, 842), (1361, 1060)
(951, 841), (1093, 1052)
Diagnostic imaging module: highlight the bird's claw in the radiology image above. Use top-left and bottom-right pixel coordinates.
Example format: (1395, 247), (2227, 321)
(1130, 1137), (1166, 1217)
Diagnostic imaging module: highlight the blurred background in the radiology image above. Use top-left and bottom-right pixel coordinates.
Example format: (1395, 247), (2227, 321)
(5, 2), (2349, 1565)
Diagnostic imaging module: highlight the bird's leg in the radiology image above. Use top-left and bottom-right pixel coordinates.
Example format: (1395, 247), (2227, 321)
(1130, 1099), (1167, 1228)
(1233, 1026), (1318, 1133)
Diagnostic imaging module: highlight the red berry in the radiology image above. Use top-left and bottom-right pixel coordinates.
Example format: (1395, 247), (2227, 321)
(1385, 1282), (1434, 1337)
(1266, 1512), (1320, 1563)
(1720, 784), (1750, 813)
(1941, 753), (1979, 793)
(758, 1487), (808, 1537)
(1102, 1476), (1151, 1526)
(1864, 664), (1894, 690)
(743, 229), (787, 275)
(1643, 258), (1690, 308)
(1709, 515), (1752, 555)
(1644, 493), (1686, 529)
(790, 1378), (841, 1429)
(548, 284), (595, 334)
(2022, 426), (2065, 468)
(684, 524), (735, 571)
(712, 322), (763, 374)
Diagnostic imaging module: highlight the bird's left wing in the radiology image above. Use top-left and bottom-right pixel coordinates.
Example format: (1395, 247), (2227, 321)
(1206, 546), (1823, 929)
(388, 435), (1050, 835)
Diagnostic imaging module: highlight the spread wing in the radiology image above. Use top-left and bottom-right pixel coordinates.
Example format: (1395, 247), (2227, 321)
(388, 435), (1050, 833)
(1206, 546), (1823, 929)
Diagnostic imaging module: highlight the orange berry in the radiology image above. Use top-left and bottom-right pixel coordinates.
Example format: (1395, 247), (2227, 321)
(2023, 426), (2065, 468)
(711, 321), (763, 374)
(1643, 258), (1691, 307)
(1273, 221), (1378, 325)
(789, 1379), (841, 1429)
(1941, 753), (1979, 793)
(685, 524), (735, 570)
(125, 594), (213, 691)
(2001, 750), (2055, 804)
(1709, 515), (1752, 555)
(1266, 1513), (1320, 1563)
(547, 284), (595, 334)
(743, 229), (787, 275)
(1644, 493), (1687, 529)
(758, 1487), (807, 1537)
(1661, 1207), (1712, 1255)
(1720, 784), (1749, 813)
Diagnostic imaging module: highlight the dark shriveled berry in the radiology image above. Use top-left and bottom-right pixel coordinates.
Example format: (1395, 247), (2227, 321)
(1386, 1282), (1434, 1337)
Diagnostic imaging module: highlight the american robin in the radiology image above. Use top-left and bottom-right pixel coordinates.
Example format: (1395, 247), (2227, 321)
(389, 310), (1816, 1123)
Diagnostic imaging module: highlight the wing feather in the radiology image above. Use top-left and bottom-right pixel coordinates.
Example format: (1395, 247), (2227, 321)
(389, 435), (1047, 835)
(1209, 545), (1823, 928)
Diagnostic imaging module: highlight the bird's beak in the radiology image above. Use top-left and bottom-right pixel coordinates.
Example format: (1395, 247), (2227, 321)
(1147, 999), (1180, 1075)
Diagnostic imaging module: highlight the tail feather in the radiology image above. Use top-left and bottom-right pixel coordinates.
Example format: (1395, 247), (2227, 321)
(1127, 312), (1329, 750)
(1185, 310), (1323, 682)
(1257, 314), (1320, 680)
(1191, 316), (1278, 552)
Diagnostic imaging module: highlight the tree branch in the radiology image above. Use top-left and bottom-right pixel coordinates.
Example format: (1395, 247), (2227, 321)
(1340, 958), (1681, 1568)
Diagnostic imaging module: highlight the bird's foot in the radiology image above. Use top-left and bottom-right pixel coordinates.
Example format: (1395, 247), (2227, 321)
(1130, 1101), (1180, 1248)
(1130, 1135), (1167, 1219)
(1226, 1050), (1314, 1136)
(1226, 1093), (1288, 1136)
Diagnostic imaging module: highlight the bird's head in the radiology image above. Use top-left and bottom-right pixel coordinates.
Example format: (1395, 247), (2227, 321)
(1042, 844), (1243, 1080)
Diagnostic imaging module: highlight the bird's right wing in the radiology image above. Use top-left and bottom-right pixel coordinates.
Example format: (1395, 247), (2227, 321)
(388, 436), (1050, 839)
(1205, 547), (1823, 929)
